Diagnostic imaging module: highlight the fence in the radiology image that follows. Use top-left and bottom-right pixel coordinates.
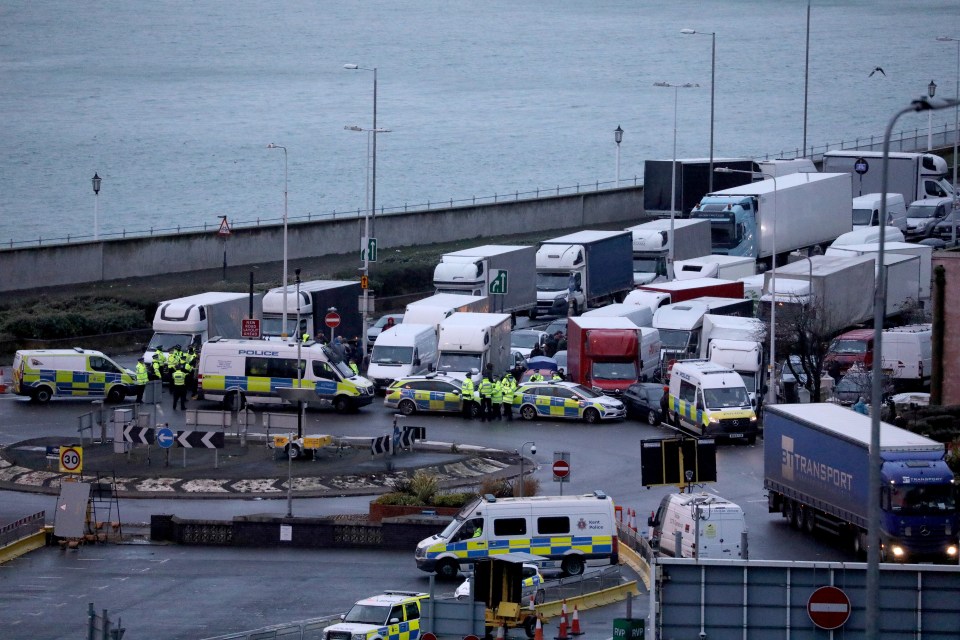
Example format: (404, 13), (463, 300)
(0, 511), (45, 548)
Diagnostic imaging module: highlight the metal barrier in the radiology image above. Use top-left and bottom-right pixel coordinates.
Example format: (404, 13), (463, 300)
(0, 511), (45, 548)
(200, 615), (340, 640)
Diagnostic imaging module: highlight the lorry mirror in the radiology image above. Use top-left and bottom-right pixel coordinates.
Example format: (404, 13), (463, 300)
(413, 358), (421, 366)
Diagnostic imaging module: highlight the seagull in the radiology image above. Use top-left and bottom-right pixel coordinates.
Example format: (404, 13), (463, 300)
(868, 66), (885, 77)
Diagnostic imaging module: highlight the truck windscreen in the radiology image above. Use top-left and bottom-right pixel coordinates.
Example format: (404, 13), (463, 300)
(536, 272), (570, 291)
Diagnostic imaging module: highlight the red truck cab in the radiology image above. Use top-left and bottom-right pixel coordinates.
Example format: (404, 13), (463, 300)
(568, 317), (640, 397)
(824, 328), (874, 376)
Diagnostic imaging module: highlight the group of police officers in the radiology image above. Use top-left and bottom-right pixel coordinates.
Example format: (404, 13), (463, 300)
(459, 366), (565, 422)
(135, 344), (199, 410)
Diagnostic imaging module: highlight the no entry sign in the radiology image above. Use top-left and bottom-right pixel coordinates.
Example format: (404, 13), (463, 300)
(324, 311), (341, 328)
(552, 459), (570, 478)
(807, 586), (851, 630)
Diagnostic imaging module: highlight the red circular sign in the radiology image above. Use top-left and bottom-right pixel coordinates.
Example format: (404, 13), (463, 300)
(324, 312), (341, 328)
(807, 586), (851, 630)
(421, 634), (437, 640)
(552, 460), (570, 478)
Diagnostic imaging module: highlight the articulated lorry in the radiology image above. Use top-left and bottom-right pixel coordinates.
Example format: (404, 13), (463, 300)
(145, 292), (259, 364)
(638, 277), (744, 307)
(535, 230), (633, 317)
(642, 157), (756, 217)
(567, 316), (660, 396)
(826, 241), (932, 301)
(433, 245), (537, 317)
(435, 312), (512, 381)
(764, 403), (959, 563)
(821, 150), (953, 205)
(653, 297), (753, 366)
(699, 314), (767, 404)
(690, 172), (852, 263)
(625, 219), (712, 285)
(261, 280), (362, 343)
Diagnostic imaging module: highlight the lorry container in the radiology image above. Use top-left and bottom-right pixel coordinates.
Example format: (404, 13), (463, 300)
(580, 302), (653, 328)
(699, 314), (767, 403)
(624, 219), (712, 285)
(261, 280), (362, 343)
(642, 158), (756, 217)
(433, 244), (537, 317)
(144, 291), (259, 365)
(567, 316), (660, 396)
(640, 276), (744, 304)
(435, 312), (512, 381)
(673, 254), (756, 281)
(756, 158), (817, 178)
(403, 294), (489, 330)
(764, 403), (959, 563)
(690, 172), (852, 262)
(821, 150), (953, 204)
(759, 255), (876, 336)
(535, 230), (633, 317)
(654, 297), (754, 367)
(830, 226), (904, 247)
(826, 241), (932, 301)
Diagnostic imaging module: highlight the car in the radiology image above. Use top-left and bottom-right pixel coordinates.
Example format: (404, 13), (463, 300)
(510, 329), (548, 358)
(455, 563), (545, 604)
(322, 590), (428, 640)
(513, 380), (626, 423)
(544, 318), (568, 339)
(905, 197), (952, 240)
(622, 382), (665, 425)
(552, 350), (567, 372)
(930, 207), (960, 244)
(367, 314), (404, 349)
(384, 373), (476, 417)
(832, 371), (894, 406)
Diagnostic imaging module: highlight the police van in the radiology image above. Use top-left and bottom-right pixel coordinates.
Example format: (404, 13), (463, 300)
(415, 491), (618, 578)
(647, 492), (747, 559)
(197, 338), (375, 412)
(12, 348), (136, 403)
(667, 359), (758, 444)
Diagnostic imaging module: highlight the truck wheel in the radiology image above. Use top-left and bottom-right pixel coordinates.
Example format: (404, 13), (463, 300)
(523, 616), (537, 638)
(789, 501), (803, 530)
(399, 399), (416, 416)
(285, 443), (301, 460)
(583, 408), (600, 424)
(333, 396), (351, 413)
(106, 386), (125, 404)
(561, 555), (585, 576)
(436, 558), (459, 579)
(802, 508), (816, 534)
(33, 386), (53, 403)
(520, 405), (537, 421)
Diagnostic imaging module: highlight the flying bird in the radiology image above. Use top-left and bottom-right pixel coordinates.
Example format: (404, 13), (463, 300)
(868, 67), (885, 77)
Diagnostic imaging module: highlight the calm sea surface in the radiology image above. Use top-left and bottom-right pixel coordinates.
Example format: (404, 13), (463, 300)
(2, 0), (958, 244)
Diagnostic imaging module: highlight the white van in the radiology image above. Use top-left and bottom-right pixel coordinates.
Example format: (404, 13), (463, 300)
(647, 492), (746, 559)
(12, 348), (136, 403)
(667, 359), (758, 444)
(882, 324), (932, 384)
(366, 323), (438, 391)
(851, 193), (907, 231)
(415, 491), (618, 578)
(197, 338), (375, 412)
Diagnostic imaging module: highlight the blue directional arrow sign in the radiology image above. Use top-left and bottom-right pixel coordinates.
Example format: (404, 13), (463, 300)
(156, 427), (175, 449)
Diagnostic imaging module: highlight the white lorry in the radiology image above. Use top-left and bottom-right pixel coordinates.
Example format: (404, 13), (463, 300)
(260, 280), (362, 342)
(690, 172), (852, 264)
(821, 150), (954, 204)
(699, 314), (767, 404)
(366, 324), (439, 391)
(827, 241), (931, 301)
(144, 291), (258, 365)
(673, 254), (756, 281)
(435, 312), (512, 380)
(535, 230), (634, 317)
(624, 219), (712, 285)
(433, 244), (537, 318)
(403, 294), (488, 329)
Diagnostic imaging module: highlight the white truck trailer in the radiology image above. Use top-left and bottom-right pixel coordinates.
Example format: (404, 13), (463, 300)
(699, 314), (767, 404)
(261, 280), (362, 342)
(673, 254), (756, 281)
(624, 219), (712, 285)
(821, 150), (953, 204)
(433, 244), (537, 317)
(403, 294), (489, 330)
(145, 291), (258, 364)
(435, 312), (512, 381)
(826, 241), (932, 301)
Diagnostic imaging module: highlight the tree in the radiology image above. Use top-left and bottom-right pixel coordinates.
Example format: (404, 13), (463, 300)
(774, 292), (834, 403)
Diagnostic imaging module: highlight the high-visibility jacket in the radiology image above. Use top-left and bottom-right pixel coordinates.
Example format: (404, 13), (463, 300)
(479, 378), (494, 398)
(154, 350), (167, 365)
(461, 378), (475, 404)
(302, 333), (311, 343)
(491, 380), (503, 404)
(501, 377), (516, 403)
(135, 362), (149, 385)
(152, 361), (163, 377)
(172, 370), (187, 387)
(182, 361), (193, 374)
(349, 362), (359, 375)
(169, 352), (182, 367)
(552, 373), (563, 381)
(529, 373), (544, 382)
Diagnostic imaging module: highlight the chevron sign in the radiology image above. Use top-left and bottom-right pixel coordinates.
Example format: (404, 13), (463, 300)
(176, 430), (225, 449)
(122, 425), (155, 445)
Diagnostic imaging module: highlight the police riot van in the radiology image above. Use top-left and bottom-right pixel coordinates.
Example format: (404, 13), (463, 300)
(667, 359), (758, 444)
(12, 348), (136, 403)
(415, 491), (618, 578)
(647, 492), (747, 559)
(197, 338), (375, 412)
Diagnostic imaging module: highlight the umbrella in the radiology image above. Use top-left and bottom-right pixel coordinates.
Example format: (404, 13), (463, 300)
(525, 356), (558, 372)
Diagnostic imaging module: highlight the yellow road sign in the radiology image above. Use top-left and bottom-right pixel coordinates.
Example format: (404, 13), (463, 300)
(59, 446), (83, 474)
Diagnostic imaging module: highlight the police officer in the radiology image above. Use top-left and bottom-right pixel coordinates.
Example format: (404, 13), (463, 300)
(552, 369), (564, 382)
(529, 371), (544, 383)
(135, 357), (149, 403)
(302, 331), (311, 343)
(478, 373), (494, 422)
(349, 359), (359, 375)
(501, 372), (515, 421)
(168, 345), (183, 370)
(153, 347), (167, 380)
(184, 345), (198, 368)
(183, 357), (197, 400)
(171, 366), (188, 410)
(491, 376), (503, 421)
(461, 375), (475, 420)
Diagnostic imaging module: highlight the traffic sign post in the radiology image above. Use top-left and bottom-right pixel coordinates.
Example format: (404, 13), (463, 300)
(361, 236), (378, 263)
(807, 586), (851, 630)
(553, 451), (571, 495)
(157, 426), (175, 468)
(489, 269), (508, 295)
(853, 157), (869, 197)
(59, 446), (83, 474)
(325, 310), (341, 342)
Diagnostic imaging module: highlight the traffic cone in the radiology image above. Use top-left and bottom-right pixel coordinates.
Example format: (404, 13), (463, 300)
(528, 590), (536, 610)
(495, 622), (506, 640)
(0, 368), (6, 394)
(570, 606), (584, 636)
(631, 508), (638, 532)
(534, 616), (544, 640)
(554, 606), (569, 640)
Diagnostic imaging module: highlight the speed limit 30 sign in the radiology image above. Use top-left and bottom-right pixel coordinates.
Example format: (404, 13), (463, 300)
(59, 446), (83, 474)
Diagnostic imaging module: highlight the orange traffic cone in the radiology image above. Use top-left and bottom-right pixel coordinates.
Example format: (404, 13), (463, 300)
(528, 590), (536, 610)
(0, 367), (6, 394)
(534, 615), (544, 640)
(630, 508), (638, 532)
(570, 605), (584, 636)
(554, 602), (569, 640)
(495, 622), (506, 640)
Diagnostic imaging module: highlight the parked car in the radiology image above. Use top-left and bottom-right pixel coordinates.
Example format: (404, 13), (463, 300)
(510, 329), (548, 358)
(930, 207), (960, 244)
(622, 382), (665, 425)
(832, 371), (894, 406)
(905, 197), (952, 240)
(544, 318), (568, 339)
(552, 350), (567, 373)
(367, 314), (404, 349)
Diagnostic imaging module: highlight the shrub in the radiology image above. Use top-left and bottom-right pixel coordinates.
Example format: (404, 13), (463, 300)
(409, 469), (440, 504)
(431, 492), (474, 508)
(479, 477), (513, 498)
(373, 492), (421, 506)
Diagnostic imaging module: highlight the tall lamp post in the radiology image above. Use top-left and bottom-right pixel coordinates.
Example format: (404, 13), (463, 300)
(614, 125), (624, 187)
(681, 28), (716, 191)
(867, 91), (958, 640)
(716, 167), (777, 406)
(267, 143), (289, 339)
(518, 441), (536, 498)
(928, 80), (938, 150)
(344, 64), (379, 234)
(91, 173), (102, 241)
(937, 36), (960, 246)
(654, 82), (698, 280)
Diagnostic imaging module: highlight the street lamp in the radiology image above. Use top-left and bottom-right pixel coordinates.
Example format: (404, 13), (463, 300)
(344, 64), (379, 234)
(518, 441), (536, 498)
(654, 81), (699, 279)
(267, 143), (289, 339)
(936, 36), (960, 246)
(865, 91), (960, 639)
(928, 80), (938, 150)
(681, 28), (716, 191)
(614, 125), (624, 187)
(91, 172), (102, 241)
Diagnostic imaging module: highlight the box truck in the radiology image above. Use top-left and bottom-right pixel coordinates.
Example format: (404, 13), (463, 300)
(642, 157), (756, 217)
(640, 276), (744, 304)
(699, 314), (767, 404)
(764, 403), (959, 563)
(567, 316), (660, 396)
(826, 241), (932, 300)
(435, 312), (512, 381)
(821, 150), (953, 204)
(673, 254), (756, 281)
(690, 172), (852, 262)
(403, 294), (489, 329)
(261, 280), (362, 343)
(580, 302), (653, 328)
(624, 218), (712, 285)
(535, 230), (633, 317)
(144, 291), (258, 365)
(433, 244), (537, 317)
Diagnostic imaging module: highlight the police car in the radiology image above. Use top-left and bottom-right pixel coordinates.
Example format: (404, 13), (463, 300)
(323, 591), (428, 640)
(513, 381), (626, 423)
(455, 563), (545, 604)
(384, 373), (477, 417)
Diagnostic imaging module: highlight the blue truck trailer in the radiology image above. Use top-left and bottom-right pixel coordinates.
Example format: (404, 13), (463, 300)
(764, 403), (958, 563)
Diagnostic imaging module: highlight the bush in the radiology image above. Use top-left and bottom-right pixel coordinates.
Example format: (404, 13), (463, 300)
(409, 469), (440, 504)
(432, 492), (474, 508)
(373, 492), (421, 506)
